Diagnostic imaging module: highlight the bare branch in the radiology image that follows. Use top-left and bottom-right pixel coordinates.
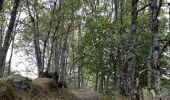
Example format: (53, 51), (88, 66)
(158, 39), (170, 59)
(137, 3), (150, 13)
(156, 0), (163, 16)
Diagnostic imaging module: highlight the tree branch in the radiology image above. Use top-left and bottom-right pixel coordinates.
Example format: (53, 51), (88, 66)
(137, 3), (150, 13)
(156, 0), (163, 17)
(139, 68), (159, 75)
(158, 39), (170, 59)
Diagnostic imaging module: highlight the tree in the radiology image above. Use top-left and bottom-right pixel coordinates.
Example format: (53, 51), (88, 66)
(149, 0), (163, 99)
(125, 0), (138, 99)
(0, 0), (20, 77)
(0, 0), (4, 12)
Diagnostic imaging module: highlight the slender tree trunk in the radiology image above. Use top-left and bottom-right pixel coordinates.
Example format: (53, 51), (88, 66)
(27, 0), (44, 77)
(7, 34), (15, 75)
(150, 0), (162, 99)
(77, 21), (82, 90)
(73, 68), (77, 89)
(42, 1), (57, 70)
(77, 66), (81, 89)
(0, 0), (4, 12)
(106, 75), (110, 94)
(140, 88), (144, 100)
(33, 29), (43, 77)
(0, 0), (4, 48)
(60, 33), (69, 82)
(0, 0), (20, 77)
(95, 71), (99, 91)
(114, 0), (122, 94)
(53, 42), (60, 72)
(80, 66), (84, 89)
(147, 49), (152, 99)
(99, 74), (104, 93)
(126, 0), (139, 99)
(46, 22), (60, 72)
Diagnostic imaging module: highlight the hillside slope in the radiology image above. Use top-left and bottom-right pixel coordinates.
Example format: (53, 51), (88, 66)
(0, 75), (80, 100)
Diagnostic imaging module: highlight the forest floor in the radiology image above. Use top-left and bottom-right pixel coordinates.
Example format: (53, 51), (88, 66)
(0, 74), (102, 100)
(73, 90), (103, 100)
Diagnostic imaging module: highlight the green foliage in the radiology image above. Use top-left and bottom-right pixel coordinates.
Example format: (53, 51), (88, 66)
(1, 0), (169, 97)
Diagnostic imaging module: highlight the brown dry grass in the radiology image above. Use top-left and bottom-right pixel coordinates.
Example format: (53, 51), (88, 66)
(0, 77), (81, 100)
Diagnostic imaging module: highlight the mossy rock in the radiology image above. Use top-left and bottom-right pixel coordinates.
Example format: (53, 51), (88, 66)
(33, 78), (59, 93)
(1, 74), (37, 97)
(48, 81), (59, 92)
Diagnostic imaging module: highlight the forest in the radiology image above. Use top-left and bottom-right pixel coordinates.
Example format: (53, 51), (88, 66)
(0, 0), (170, 100)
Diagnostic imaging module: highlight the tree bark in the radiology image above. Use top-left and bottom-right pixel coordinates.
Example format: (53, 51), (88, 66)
(106, 75), (110, 94)
(7, 33), (15, 75)
(149, 0), (162, 99)
(95, 71), (99, 91)
(77, 66), (81, 89)
(60, 32), (71, 82)
(126, 0), (139, 99)
(0, 0), (20, 77)
(26, 0), (43, 77)
(114, 0), (123, 94)
(42, 1), (57, 70)
(0, 0), (4, 12)
(99, 74), (104, 93)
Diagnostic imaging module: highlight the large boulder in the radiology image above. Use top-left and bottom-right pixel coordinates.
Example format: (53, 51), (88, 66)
(33, 78), (59, 92)
(2, 74), (37, 96)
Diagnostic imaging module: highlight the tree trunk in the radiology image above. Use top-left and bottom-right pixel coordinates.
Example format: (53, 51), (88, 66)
(60, 33), (69, 82)
(0, 0), (20, 77)
(7, 34), (15, 75)
(77, 21), (82, 90)
(0, 0), (4, 12)
(77, 66), (81, 90)
(42, 1), (57, 70)
(73, 68), (77, 89)
(26, 0), (43, 77)
(53, 42), (60, 72)
(150, 0), (162, 99)
(99, 74), (104, 93)
(147, 49), (152, 99)
(106, 75), (110, 94)
(126, 0), (139, 99)
(114, 0), (122, 94)
(95, 71), (99, 91)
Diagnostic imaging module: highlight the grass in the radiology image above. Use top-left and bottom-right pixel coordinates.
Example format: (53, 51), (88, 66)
(0, 75), (81, 100)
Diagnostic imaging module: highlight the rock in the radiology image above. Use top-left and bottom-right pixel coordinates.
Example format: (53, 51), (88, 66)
(33, 78), (59, 92)
(41, 71), (59, 82)
(4, 74), (36, 96)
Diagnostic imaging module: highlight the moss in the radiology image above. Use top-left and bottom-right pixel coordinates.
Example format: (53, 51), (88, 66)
(103, 95), (112, 100)
(0, 77), (81, 100)
(2, 86), (15, 100)
(48, 81), (59, 92)
(112, 92), (125, 100)
(0, 82), (15, 100)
